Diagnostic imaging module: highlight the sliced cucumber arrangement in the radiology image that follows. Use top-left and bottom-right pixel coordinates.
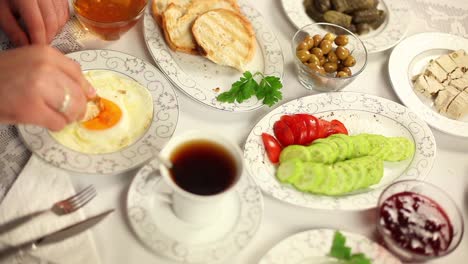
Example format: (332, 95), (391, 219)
(277, 156), (384, 195)
(279, 134), (414, 164)
(276, 133), (414, 196)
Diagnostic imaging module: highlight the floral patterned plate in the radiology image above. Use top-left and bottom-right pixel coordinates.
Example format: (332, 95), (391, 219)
(126, 159), (263, 263)
(280, 0), (410, 53)
(143, 0), (284, 112)
(259, 229), (401, 264)
(389, 32), (468, 138)
(17, 50), (179, 174)
(244, 92), (436, 210)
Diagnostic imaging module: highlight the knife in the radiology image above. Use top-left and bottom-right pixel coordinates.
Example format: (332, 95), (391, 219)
(0, 209), (114, 260)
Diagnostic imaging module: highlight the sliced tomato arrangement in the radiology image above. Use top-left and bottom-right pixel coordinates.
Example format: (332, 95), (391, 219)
(261, 114), (349, 163)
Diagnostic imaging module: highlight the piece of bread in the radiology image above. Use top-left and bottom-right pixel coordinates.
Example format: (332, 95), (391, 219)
(192, 8), (255, 71)
(151, 0), (191, 26)
(162, 0), (241, 54)
(152, 0), (239, 25)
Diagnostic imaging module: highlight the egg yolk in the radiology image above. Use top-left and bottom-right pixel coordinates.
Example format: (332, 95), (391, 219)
(82, 97), (122, 130)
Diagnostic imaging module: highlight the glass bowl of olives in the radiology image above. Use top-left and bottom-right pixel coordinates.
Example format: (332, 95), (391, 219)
(292, 22), (367, 92)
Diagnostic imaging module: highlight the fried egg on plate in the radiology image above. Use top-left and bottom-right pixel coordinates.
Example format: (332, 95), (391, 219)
(51, 70), (153, 154)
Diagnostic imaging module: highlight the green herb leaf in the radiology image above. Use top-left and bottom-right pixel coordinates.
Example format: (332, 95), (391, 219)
(330, 231), (352, 260)
(329, 231), (371, 264)
(257, 76), (283, 106)
(216, 71), (282, 107)
(349, 253), (371, 264)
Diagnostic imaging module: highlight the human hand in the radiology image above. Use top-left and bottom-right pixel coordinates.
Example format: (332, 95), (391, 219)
(0, 0), (70, 46)
(0, 45), (96, 131)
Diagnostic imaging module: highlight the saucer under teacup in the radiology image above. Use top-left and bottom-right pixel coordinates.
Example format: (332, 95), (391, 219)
(126, 159), (263, 263)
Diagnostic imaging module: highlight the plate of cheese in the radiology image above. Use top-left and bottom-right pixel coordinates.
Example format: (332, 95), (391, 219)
(144, 0), (284, 112)
(389, 32), (468, 138)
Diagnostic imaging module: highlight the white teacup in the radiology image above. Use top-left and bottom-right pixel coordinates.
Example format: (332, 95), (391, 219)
(158, 130), (244, 226)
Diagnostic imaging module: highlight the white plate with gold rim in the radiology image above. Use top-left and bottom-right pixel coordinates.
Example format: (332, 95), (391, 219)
(259, 229), (401, 264)
(280, 0), (410, 53)
(244, 92), (436, 210)
(17, 50), (179, 174)
(126, 159), (263, 263)
(143, 0), (284, 112)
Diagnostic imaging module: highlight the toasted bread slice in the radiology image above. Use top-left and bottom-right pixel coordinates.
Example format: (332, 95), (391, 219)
(162, 0), (241, 54)
(192, 9), (255, 71)
(151, 0), (191, 26)
(152, 0), (239, 25)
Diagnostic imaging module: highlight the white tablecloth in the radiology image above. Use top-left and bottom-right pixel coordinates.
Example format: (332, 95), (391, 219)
(70, 0), (468, 263)
(1, 0), (467, 263)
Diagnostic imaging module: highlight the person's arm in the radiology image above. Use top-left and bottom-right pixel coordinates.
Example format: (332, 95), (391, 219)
(0, 45), (95, 131)
(0, 0), (70, 46)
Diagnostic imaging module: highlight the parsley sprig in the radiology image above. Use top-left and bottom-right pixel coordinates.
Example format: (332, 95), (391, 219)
(217, 71), (283, 107)
(329, 231), (371, 264)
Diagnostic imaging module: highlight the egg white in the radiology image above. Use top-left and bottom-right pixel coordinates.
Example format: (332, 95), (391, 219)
(51, 70), (153, 154)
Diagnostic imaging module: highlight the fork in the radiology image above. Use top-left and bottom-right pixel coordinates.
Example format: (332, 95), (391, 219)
(50, 185), (97, 215)
(0, 186), (97, 235)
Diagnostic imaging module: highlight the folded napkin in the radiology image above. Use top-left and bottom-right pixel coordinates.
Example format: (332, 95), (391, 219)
(0, 156), (100, 264)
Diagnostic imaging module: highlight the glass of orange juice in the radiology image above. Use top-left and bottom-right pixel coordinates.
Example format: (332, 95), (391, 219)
(73, 0), (147, 40)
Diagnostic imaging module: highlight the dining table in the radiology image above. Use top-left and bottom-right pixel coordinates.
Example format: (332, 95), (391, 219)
(0, 0), (467, 263)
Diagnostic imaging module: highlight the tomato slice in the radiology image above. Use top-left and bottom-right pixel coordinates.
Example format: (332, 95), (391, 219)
(280, 115), (308, 145)
(317, 119), (332, 139)
(261, 133), (282, 163)
(273, 120), (295, 147)
(327, 119), (349, 136)
(295, 114), (319, 144)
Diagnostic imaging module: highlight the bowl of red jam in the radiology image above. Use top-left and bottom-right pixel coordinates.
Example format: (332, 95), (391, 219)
(377, 180), (463, 262)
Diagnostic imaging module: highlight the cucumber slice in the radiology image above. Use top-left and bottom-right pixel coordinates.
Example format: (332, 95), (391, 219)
(363, 134), (388, 156)
(328, 135), (350, 161)
(360, 156), (383, 188)
(304, 162), (328, 193)
(276, 159), (304, 183)
(293, 162), (325, 192)
(384, 137), (415, 161)
(315, 165), (338, 195)
(348, 156), (375, 190)
(314, 138), (343, 161)
(279, 145), (311, 163)
(327, 165), (348, 195)
(329, 134), (354, 158)
(334, 161), (358, 193)
(373, 139), (391, 160)
(350, 135), (371, 157)
(308, 143), (338, 164)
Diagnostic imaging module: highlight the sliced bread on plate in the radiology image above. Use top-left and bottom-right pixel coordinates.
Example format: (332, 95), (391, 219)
(162, 0), (241, 54)
(192, 8), (255, 71)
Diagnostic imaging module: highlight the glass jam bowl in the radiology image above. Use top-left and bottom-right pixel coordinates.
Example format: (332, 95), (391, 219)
(73, 0), (147, 40)
(377, 180), (464, 262)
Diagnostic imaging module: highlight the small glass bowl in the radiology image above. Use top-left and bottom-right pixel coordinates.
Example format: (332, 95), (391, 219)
(291, 22), (367, 92)
(73, 0), (147, 41)
(377, 180), (464, 262)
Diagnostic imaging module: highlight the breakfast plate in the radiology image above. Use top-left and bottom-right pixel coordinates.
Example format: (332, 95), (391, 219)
(389, 32), (468, 138)
(126, 159), (263, 263)
(244, 92), (436, 210)
(259, 229), (401, 264)
(143, 1), (284, 112)
(280, 0), (410, 53)
(17, 50), (179, 174)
